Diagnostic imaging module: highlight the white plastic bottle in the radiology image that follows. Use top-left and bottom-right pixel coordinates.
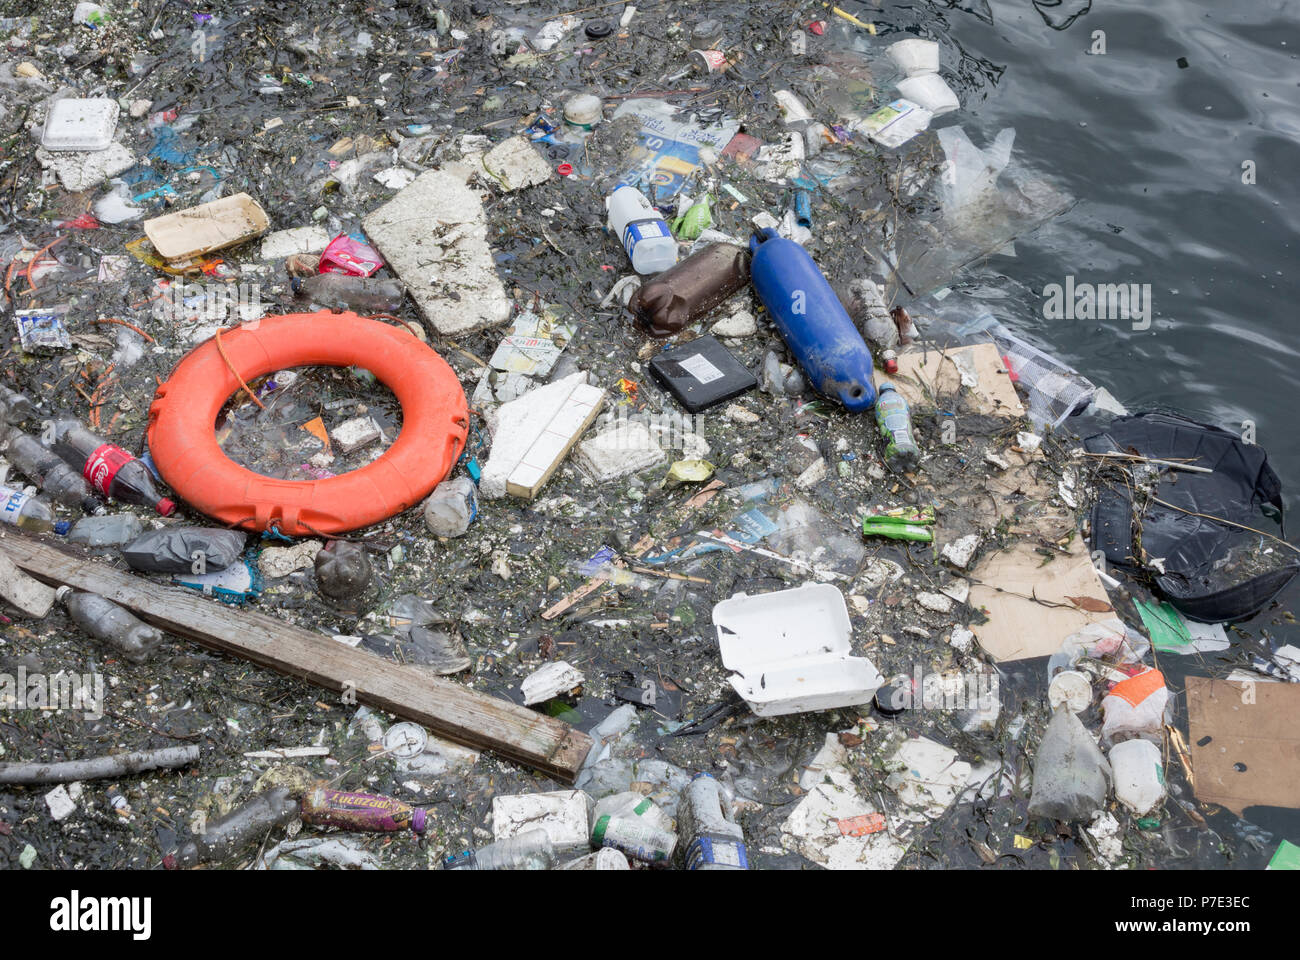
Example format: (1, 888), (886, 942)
(605, 185), (678, 275)
(1109, 738), (1165, 815)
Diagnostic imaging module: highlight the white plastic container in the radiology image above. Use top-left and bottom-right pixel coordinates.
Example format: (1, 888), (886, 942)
(888, 38), (940, 77)
(712, 583), (883, 716)
(605, 186), (678, 275)
(41, 98), (120, 151)
(1109, 739), (1165, 815)
(896, 73), (960, 116)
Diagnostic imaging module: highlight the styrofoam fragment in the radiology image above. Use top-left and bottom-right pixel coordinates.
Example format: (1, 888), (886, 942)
(492, 789), (592, 853)
(260, 226), (330, 260)
(482, 136), (553, 191)
(330, 416), (382, 454)
(574, 421), (665, 483)
(363, 170), (512, 337)
(520, 660), (585, 705)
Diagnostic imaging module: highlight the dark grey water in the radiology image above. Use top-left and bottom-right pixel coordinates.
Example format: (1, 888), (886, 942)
(933, 0), (1298, 483)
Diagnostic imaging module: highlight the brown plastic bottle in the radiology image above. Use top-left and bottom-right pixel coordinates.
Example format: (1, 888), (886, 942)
(630, 242), (750, 338)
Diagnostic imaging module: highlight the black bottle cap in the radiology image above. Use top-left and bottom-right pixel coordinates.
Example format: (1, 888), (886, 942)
(585, 19), (612, 39)
(470, 3), (490, 16)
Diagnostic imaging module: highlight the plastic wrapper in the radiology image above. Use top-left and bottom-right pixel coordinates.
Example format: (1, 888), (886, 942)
(122, 527), (247, 573)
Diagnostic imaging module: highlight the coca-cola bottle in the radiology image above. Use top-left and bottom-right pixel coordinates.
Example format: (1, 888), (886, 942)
(50, 421), (176, 516)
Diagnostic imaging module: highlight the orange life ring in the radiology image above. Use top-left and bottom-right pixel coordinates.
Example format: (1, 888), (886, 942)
(147, 311), (468, 536)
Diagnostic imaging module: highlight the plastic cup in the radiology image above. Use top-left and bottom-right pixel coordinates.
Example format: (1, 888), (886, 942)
(896, 73), (960, 116)
(888, 38), (940, 77)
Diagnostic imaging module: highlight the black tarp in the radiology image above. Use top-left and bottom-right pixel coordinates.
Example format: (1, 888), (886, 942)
(1085, 412), (1298, 622)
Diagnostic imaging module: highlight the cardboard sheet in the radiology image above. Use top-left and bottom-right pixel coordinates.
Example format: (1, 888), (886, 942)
(969, 538), (1115, 662)
(143, 193), (269, 262)
(878, 342), (1025, 419)
(1187, 677), (1300, 816)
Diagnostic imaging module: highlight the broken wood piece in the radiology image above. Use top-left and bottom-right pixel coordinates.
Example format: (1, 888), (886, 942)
(0, 745), (199, 785)
(0, 532), (592, 782)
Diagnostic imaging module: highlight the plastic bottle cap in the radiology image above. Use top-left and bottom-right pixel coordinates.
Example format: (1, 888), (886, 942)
(584, 19), (612, 38)
(54, 520), (71, 535)
(557, 163), (573, 176)
(412, 808), (427, 834)
(157, 498), (176, 516)
(55, 585), (72, 604)
(161, 854), (176, 870)
(692, 771), (714, 782)
(590, 814), (611, 846)
(470, 3), (490, 15)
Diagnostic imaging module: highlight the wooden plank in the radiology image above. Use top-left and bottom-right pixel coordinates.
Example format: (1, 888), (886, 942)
(0, 531), (592, 783)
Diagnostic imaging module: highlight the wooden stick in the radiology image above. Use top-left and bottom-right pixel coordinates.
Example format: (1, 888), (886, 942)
(0, 745), (199, 785)
(0, 532), (592, 782)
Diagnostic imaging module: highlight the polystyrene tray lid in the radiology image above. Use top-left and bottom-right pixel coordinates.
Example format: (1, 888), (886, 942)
(714, 582), (852, 671)
(41, 98), (120, 152)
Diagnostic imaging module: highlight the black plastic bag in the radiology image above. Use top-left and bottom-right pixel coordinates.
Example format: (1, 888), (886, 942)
(1085, 412), (1298, 622)
(122, 527), (248, 574)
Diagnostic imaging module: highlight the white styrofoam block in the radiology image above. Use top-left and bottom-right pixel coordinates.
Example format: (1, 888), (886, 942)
(363, 169), (512, 337)
(520, 660), (585, 705)
(482, 135), (553, 191)
(36, 142), (135, 192)
(492, 788), (593, 854)
(480, 373), (605, 499)
(260, 225), (330, 260)
(574, 420), (665, 482)
(330, 417), (382, 454)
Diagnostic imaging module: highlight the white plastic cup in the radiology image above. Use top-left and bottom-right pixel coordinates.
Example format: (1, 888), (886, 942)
(896, 73), (960, 116)
(888, 38), (940, 78)
(605, 186), (678, 275)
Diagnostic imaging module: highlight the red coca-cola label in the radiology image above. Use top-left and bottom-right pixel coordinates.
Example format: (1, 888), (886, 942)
(83, 443), (133, 495)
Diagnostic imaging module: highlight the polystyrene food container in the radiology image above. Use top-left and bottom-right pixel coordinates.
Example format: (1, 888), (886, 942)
(41, 98), (120, 152)
(713, 583), (883, 716)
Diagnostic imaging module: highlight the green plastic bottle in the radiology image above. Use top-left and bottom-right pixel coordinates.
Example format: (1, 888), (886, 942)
(874, 382), (919, 470)
(861, 519), (933, 542)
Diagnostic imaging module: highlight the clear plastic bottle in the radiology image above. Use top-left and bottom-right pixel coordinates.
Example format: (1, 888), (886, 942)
(443, 828), (557, 870)
(680, 772), (749, 870)
(66, 513), (145, 548)
(51, 421), (176, 516)
(57, 587), (165, 664)
(874, 383), (920, 470)
(0, 384), (33, 424)
(606, 185), (678, 275)
(590, 814), (677, 864)
(0, 425), (102, 513)
(591, 791), (673, 833)
(163, 788), (301, 869)
(0, 484), (68, 534)
(291, 274), (406, 313)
